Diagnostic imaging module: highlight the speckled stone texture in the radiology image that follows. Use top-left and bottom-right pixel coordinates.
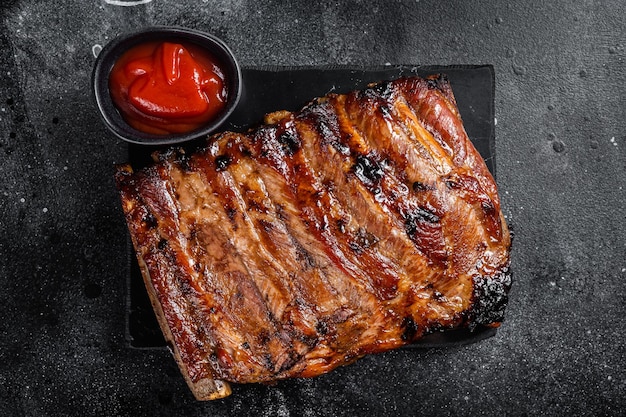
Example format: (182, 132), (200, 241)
(0, 1), (625, 416)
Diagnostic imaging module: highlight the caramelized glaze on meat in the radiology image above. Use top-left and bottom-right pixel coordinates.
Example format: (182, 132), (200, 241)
(115, 75), (512, 400)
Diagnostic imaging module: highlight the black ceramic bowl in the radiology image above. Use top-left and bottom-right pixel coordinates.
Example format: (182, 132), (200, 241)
(92, 26), (242, 146)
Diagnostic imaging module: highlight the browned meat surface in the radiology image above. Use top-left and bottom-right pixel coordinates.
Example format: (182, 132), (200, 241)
(115, 75), (512, 400)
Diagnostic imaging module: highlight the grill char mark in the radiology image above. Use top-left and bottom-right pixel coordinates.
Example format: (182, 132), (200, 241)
(208, 134), (357, 369)
(159, 157), (290, 380)
(338, 88), (449, 266)
(292, 102), (402, 301)
(250, 121), (386, 376)
(180, 144), (324, 378)
(117, 166), (234, 382)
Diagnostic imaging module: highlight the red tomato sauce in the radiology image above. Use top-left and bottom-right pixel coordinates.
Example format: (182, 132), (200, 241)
(109, 41), (228, 135)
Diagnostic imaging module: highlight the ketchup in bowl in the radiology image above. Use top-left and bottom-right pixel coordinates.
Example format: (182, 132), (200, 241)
(109, 41), (227, 135)
(92, 27), (242, 145)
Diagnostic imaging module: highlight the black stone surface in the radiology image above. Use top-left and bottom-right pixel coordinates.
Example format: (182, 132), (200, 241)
(1, 1), (625, 416)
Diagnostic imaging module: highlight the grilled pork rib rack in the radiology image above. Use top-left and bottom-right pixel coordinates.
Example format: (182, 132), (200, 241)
(115, 75), (512, 400)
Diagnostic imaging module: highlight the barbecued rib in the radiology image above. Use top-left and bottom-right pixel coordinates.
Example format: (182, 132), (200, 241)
(115, 74), (512, 400)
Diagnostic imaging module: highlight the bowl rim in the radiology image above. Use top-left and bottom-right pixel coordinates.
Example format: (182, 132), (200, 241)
(92, 26), (242, 146)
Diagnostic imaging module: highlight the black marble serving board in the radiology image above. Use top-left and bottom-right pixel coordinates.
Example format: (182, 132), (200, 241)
(126, 65), (497, 349)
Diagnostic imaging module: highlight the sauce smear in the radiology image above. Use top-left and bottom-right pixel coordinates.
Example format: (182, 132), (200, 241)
(109, 41), (228, 135)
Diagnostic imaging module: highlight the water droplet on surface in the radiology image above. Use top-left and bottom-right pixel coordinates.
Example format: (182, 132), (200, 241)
(552, 140), (565, 153)
(512, 64), (526, 76)
(92, 44), (102, 58)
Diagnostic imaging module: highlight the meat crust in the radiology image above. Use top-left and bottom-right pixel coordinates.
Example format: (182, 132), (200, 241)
(115, 75), (512, 400)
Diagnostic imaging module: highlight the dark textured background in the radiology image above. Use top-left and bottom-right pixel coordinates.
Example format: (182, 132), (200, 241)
(1, 1), (625, 416)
